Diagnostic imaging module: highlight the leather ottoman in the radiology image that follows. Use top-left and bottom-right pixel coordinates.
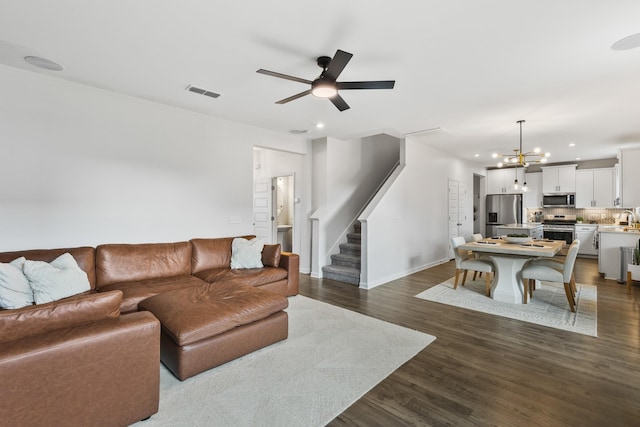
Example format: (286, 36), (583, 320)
(139, 281), (288, 380)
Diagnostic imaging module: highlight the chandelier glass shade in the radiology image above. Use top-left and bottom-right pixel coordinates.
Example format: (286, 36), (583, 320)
(492, 120), (550, 168)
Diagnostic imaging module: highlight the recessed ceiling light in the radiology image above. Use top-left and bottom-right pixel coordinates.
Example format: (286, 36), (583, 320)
(569, 143), (575, 147)
(611, 33), (640, 51)
(24, 56), (64, 71)
(576, 157), (581, 160)
(316, 123), (324, 129)
(474, 154), (479, 157)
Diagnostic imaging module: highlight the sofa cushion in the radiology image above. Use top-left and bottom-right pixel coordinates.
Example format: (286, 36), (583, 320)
(99, 275), (207, 313)
(261, 244), (281, 268)
(190, 236), (254, 274)
(0, 247), (97, 289)
(138, 281), (288, 346)
(194, 266), (288, 287)
(230, 237), (264, 269)
(96, 241), (192, 288)
(0, 290), (122, 343)
(0, 257), (33, 309)
(23, 253), (92, 304)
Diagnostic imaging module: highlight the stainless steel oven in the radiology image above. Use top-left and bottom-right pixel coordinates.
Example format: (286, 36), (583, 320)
(543, 215), (576, 244)
(543, 225), (575, 244)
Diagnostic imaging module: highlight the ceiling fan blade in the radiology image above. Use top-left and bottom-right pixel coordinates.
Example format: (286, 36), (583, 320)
(324, 50), (353, 80)
(338, 80), (396, 90)
(256, 69), (313, 85)
(275, 89), (312, 104)
(330, 94), (350, 111)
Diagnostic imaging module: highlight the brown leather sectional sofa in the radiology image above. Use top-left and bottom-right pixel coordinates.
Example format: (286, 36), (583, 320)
(0, 236), (299, 426)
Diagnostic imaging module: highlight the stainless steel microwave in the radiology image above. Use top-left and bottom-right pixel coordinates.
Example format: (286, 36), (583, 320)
(542, 193), (575, 208)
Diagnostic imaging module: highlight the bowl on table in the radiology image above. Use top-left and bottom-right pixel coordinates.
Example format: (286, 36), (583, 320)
(502, 235), (533, 244)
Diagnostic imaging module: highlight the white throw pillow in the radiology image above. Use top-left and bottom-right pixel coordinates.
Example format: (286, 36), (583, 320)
(23, 253), (91, 304)
(0, 257), (34, 309)
(230, 237), (265, 269)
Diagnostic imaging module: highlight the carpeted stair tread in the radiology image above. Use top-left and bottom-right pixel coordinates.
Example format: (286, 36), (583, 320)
(339, 242), (361, 255)
(330, 253), (361, 268)
(322, 265), (360, 285)
(321, 221), (362, 286)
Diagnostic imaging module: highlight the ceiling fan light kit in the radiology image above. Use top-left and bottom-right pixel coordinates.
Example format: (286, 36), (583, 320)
(257, 49), (395, 111)
(311, 79), (337, 98)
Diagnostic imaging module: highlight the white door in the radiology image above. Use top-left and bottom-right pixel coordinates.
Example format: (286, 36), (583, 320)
(253, 178), (274, 243)
(448, 179), (466, 258)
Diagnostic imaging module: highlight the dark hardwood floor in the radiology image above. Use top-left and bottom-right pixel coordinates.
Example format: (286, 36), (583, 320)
(299, 258), (640, 426)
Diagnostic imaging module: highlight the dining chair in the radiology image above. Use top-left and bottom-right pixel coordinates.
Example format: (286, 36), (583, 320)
(451, 236), (494, 296)
(471, 233), (485, 279)
(529, 239), (580, 300)
(521, 239), (581, 311)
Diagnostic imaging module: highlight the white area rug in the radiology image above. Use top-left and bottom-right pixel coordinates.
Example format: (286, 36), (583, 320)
(415, 276), (597, 337)
(137, 295), (436, 427)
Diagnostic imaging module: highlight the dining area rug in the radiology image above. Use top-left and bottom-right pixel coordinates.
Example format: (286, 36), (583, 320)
(415, 276), (597, 337)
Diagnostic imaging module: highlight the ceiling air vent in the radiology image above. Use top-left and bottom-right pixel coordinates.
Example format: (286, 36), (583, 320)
(186, 85), (220, 99)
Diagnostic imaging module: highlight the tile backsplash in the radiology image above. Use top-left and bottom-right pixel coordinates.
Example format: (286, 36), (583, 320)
(526, 207), (632, 224)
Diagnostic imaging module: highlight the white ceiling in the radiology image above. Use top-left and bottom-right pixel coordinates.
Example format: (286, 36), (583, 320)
(1, 1), (640, 167)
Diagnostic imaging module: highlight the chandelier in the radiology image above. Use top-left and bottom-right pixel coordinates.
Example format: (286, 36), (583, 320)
(491, 120), (550, 168)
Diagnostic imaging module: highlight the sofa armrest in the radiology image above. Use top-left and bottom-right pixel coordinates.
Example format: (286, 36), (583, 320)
(279, 252), (299, 296)
(0, 311), (160, 427)
(0, 290), (122, 344)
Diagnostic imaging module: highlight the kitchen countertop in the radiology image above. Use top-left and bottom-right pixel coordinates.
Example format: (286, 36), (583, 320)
(496, 223), (543, 229)
(598, 225), (640, 234)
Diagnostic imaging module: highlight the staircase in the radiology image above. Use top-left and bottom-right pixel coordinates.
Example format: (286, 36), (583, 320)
(321, 222), (361, 285)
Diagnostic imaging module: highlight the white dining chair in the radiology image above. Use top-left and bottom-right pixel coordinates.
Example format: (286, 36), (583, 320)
(472, 233), (484, 242)
(451, 236), (494, 296)
(471, 233), (485, 279)
(521, 239), (581, 311)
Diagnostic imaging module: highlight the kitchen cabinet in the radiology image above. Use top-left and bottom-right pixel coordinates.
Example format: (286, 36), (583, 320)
(541, 165), (576, 193)
(576, 224), (597, 256)
(523, 172), (542, 208)
(620, 148), (640, 207)
(575, 168), (615, 208)
(486, 168), (523, 194)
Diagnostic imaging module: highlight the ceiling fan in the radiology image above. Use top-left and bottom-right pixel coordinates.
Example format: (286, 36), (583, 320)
(256, 49), (395, 111)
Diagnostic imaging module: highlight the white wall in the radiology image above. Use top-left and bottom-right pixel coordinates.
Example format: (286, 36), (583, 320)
(310, 134), (400, 276)
(0, 64), (308, 252)
(360, 136), (484, 288)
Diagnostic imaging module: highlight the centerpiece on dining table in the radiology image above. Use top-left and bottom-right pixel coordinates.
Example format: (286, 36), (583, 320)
(502, 233), (533, 244)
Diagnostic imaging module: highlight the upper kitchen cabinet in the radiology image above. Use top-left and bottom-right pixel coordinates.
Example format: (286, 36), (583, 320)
(486, 168), (524, 194)
(575, 168), (615, 208)
(620, 148), (640, 207)
(541, 165), (576, 193)
(524, 172), (542, 208)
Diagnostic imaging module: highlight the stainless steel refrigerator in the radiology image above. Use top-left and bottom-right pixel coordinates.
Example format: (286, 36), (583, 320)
(486, 194), (523, 237)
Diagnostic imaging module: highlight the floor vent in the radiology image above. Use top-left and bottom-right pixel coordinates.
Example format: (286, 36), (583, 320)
(186, 85), (220, 98)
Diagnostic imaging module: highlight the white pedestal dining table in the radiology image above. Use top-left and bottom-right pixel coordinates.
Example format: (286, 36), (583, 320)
(458, 238), (565, 304)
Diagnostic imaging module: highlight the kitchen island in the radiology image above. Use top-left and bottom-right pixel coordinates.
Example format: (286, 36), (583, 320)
(598, 227), (640, 281)
(495, 223), (543, 240)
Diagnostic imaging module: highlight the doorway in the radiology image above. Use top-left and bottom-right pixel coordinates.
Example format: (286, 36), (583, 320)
(273, 175), (294, 252)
